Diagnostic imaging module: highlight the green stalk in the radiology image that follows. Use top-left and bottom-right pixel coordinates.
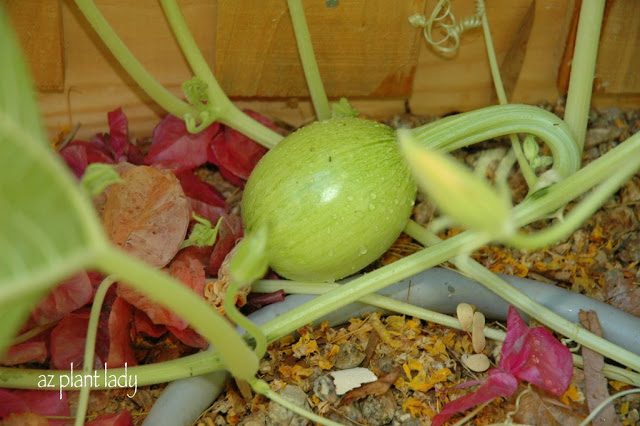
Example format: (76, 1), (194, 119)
(509, 156), (640, 249)
(258, 231), (487, 342)
(287, 0), (331, 121)
(0, 350), (225, 389)
(253, 279), (506, 342)
(478, 0), (538, 188)
(224, 280), (268, 358)
(159, 0), (282, 148)
(404, 221), (640, 373)
(514, 130), (640, 225)
(75, 276), (116, 426)
(95, 246), (258, 381)
(563, 0), (606, 153)
(409, 104), (581, 179)
(73, 0), (197, 119)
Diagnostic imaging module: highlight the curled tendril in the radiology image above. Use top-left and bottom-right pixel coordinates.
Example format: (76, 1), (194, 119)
(184, 111), (213, 134)
(409, 0), (485, 55)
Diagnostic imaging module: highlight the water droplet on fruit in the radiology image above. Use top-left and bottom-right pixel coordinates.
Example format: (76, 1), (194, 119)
(328, 250), (334, 257)
(347, 196), (354, 201)
(368, 203), (375, 210)
(370, 192), (377, 199)
(359, 246), (368, 255)
(394, 199), (399, 205)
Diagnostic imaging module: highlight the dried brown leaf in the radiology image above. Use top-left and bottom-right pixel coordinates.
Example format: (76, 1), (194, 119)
(602, 270), (640, 317)
(579, 310), (622, 426)
(512, 387), (587, 426)
(103, 165), (190, 267)
(339, 368), (401, 406)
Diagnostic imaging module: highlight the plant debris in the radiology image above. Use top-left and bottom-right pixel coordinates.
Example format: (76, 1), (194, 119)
(2, 105), (639, 425)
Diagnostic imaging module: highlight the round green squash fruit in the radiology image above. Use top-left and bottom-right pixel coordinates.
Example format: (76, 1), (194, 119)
(242, 117), (417, 281)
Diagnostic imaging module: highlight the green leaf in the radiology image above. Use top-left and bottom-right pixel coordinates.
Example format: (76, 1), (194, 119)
(180, 214), (223, 249)
(0, 7), (107, 357)
(182, 77), (209, 110)
(397, 129), (515, 238)
(331, 97), (359, 119)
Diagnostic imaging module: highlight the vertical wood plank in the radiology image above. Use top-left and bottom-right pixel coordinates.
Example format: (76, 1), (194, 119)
(594, 0), (640, 94)
(5, 0), (65, 92)
(215, 0), (427, 97)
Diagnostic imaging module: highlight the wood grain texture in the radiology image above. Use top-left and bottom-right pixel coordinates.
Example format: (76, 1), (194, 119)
(409, 0), (574, 115)
(215, 0), (426, 98)
(5, 0), (64, 92)
(36, 0), (216, 139)
(593, 0), (640, 94)
(20, 0), (639, 140)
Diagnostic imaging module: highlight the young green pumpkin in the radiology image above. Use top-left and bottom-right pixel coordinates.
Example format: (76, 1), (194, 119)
(242, 118), (417, 281)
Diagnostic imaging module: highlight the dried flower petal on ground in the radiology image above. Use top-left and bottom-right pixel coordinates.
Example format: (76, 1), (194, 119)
(103, 165), (190, 268)
(144, 114), (220, 172)
(432, 307), (573, 426)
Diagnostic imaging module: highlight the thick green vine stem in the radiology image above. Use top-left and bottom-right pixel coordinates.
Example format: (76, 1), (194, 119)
(409, 104), (581, 182)
(563, 0), (606, 153)
(225, 229), (270, 358)
(508, 154), (640, 250)
(159, 0), (283, 148)
(74, 0), (282, 148)
(404, 221), (640, 373)
(476, 0), (538, 189)
(286, 0), (331, 121)
(73, 0), (196, 120)
(96, 246), (259, 381)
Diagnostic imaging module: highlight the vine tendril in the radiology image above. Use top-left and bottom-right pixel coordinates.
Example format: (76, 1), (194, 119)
(409, 0), (484, 55)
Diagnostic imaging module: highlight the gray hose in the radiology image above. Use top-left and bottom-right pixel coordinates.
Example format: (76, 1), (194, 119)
(144, 267), (640, 425)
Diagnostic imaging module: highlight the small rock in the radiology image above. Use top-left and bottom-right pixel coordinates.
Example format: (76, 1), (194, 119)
(266, 385), (311, 426)
(585, 127), (622, 148)
(360, 395), (396, 426)
(240, 411), (266, 426)
(334, 341), (366, 369)
(313, 375), (337, 403)
(373, 355), (395, 373)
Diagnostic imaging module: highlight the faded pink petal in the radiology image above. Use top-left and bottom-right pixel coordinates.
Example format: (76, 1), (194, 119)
(117, 252), (205, 330)
(107, 297), (137, 368)
(500, 307), (573, 396)
(32, 272), (93, 325)
(49, 309), (110, 370)
(168, 326), (208, 349)
(0, 389), (70, 426)
(59, 141), (115, 178)
(207, 110), (276, 181)
(50, 310), (93, 369)
(145, 114), (220, 172)
(208, 213), (243, 275)
(133, 309), (167, 338)
(1, 341), (47, 366)
(106, 108), (128, 160)
(188, 198), (227, 227)
(176, 170), (228, 208)
(432, 371), (517, 426)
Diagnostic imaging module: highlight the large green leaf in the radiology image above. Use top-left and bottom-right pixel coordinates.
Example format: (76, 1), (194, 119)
(0, 5), (107, 357)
